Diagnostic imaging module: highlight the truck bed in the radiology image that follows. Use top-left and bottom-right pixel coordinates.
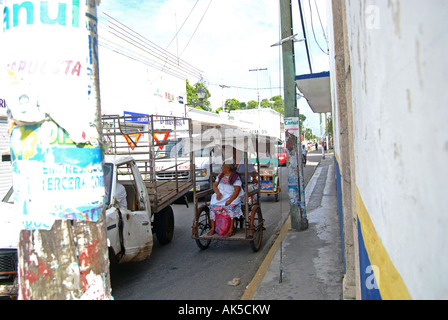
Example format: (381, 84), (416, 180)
(145, 180), (193, 212)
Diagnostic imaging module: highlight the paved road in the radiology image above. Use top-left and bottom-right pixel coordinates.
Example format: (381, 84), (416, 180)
(109, 149), (323, 300)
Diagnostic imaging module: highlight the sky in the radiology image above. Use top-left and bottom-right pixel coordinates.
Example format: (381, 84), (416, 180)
(97, 0), (330, 136)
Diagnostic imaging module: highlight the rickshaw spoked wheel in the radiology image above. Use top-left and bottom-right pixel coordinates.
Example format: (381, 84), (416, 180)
(195, 205), (211, 250)
(249, 205), (263, 252)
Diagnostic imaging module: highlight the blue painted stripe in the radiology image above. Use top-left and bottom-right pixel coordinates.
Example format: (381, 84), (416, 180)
(295, 71), (330, 81)
(358, 219), (382, 300)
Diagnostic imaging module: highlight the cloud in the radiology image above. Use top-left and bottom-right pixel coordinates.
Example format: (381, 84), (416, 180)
(97, 0), (329, 117)
(99, 0), (282, 108)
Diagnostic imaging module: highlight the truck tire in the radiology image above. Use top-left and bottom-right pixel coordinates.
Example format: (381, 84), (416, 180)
(154, 205), (175, 245)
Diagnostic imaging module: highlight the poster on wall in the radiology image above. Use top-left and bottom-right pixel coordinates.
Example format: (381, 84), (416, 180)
(284, 117), (304, 207)
(284, 117), (300, 138)
(0, 0), (100, 144)
(1, 0), (104, 230)
(10, 121), (104, 230)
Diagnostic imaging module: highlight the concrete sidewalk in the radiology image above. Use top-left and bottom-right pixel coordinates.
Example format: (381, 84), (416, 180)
(242, 152), (344, 300)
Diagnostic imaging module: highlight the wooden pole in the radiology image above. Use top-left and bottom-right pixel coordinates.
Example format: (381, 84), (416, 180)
(2, 0), (111, 299)
(280, 0), (308, 230)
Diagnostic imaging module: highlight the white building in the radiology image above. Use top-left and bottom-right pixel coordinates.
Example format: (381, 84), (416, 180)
(187, 107), (284, 143)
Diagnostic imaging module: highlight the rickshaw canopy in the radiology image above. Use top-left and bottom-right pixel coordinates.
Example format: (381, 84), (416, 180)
(181, 127), (280, 156)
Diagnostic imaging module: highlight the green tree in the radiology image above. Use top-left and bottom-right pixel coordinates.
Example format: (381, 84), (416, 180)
(224, 98), (242, 112)
(270, 95), (284, 114)
(299, 114), (306, 138)
(246, 100), (258, 109)
(186, 80), (212, 112)
(260, 98), (271, 108)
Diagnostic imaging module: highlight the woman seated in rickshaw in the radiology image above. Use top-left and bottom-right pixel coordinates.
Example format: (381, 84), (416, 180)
(208, 159), (245, 237)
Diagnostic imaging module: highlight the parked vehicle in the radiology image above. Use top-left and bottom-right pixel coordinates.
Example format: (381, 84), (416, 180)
(102, 114), (194, 263)
(154, 140), (215, 196)
(0, 187), (19, 298)
(153, 121), (230, 197)
(259, 157), (281, 202)
(276, 146), (288, 166)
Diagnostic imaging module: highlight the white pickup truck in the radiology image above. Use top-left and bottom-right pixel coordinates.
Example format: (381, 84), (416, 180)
(155, 143), (213, 195)
(0, 187), (20, 298)
(102, 114), (195, 263)
(104, 154), (192, 263)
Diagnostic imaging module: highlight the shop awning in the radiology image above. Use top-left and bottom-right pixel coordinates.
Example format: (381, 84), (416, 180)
(295, 71), (331, 113)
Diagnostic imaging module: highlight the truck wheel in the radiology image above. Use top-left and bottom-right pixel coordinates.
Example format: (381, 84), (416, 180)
(155, 205), (175, 245)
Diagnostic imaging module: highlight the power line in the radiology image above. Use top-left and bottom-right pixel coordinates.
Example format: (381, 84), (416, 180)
(99, 11), (203, 77)
(179, 0), (213, 58)
(313, 0), (329, 46)
(307, 0), (329, 55)
(98, 10), (204, 81)
(210, 82), (283, 92)
(165, 0), (200, 50)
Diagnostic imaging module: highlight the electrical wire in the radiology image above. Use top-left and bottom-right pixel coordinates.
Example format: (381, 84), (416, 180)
(307, 0), (329, 55)
(209, 82), (283, 92)
(179, 0), (213, 58)
(99, 12), (203, 78)
(277, 0), (284, 284)
(313, 0), (329, 46)
(98, 10), (204, 81)
(165, 0), (200, 50)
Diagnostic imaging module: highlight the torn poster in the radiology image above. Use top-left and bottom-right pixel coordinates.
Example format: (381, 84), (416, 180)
(10, 121), (104, 230)
(0, 0), (101, 144)
(1, 1), (104, 230)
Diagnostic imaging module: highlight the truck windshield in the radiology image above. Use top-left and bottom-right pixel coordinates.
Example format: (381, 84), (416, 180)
(194, 147), (209, 158)
(156, 143), (184, 159)
(103, 163), (114, 205)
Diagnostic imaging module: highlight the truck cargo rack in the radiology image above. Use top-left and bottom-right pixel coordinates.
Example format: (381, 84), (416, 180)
(102, 114), (194, 213)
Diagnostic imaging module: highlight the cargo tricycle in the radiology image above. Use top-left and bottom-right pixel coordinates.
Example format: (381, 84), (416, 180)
(187, 127), (278, 252)
(259, 157), (281, 202)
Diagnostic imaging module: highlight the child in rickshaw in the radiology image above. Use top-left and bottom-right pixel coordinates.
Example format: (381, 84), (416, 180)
(208, 159), (245, 237)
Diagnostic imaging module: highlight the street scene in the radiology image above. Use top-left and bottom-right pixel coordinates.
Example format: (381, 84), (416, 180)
(1, 0), (448, 303)
(109, 149), (333, 300)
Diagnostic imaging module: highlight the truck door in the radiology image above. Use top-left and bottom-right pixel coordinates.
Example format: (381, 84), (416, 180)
(107, 161), (153, 263)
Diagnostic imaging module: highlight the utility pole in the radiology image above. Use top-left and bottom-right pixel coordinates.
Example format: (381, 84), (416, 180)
(1, 0), (111, 299)
(280, 0), (308, 231)
(219, 84), (229, 111)
(249, 67), (268, 108)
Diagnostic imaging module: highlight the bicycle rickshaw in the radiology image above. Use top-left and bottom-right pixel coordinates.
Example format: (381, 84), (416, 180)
(258, 156), (281, 202)
(185, 127), (278, 252)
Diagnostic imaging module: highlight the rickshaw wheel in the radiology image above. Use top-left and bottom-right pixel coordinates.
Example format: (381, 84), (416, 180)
(249, 205), (263, 252)
(195, 205), (211, 250)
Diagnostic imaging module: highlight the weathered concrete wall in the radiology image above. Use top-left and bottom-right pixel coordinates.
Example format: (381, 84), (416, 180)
(327, 0), (358, 300)
(329, 0), (448, 299)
